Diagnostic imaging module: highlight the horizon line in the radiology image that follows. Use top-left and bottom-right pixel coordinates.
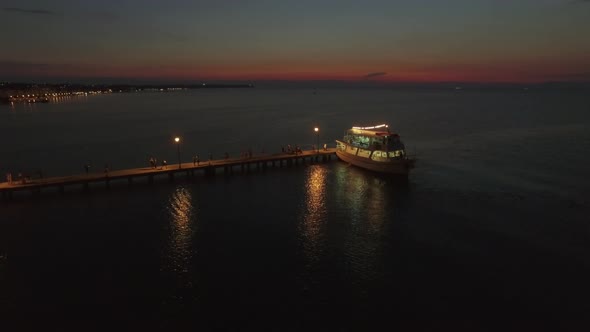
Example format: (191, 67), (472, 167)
(2, 79), (589, 86)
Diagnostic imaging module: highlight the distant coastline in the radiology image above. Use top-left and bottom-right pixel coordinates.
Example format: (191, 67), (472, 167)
(2, 80), (588, 104)
(0, 82), (254, 104)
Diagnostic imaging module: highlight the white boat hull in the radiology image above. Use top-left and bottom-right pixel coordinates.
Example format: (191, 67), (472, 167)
(335, 141), (414, 175)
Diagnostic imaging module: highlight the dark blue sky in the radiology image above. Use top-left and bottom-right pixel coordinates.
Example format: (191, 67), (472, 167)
(1, 0), (589, 82)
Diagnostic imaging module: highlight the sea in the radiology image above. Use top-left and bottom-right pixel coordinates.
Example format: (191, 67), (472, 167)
(1, 86), (589, 330)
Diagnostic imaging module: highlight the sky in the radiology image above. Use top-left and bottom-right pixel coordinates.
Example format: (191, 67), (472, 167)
(1, 0), (589, 83)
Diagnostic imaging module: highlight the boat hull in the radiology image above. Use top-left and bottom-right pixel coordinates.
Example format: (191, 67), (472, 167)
(335, 141), (414, 175)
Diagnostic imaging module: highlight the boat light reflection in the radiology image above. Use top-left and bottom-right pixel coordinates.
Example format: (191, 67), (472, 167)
(334, 166), (387, 278)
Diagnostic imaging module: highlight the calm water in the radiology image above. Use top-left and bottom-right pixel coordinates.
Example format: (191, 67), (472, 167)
(1, 87), (590, 329)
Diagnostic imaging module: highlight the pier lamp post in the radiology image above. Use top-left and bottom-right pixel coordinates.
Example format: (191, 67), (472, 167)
(314, 127), (319, 154)
(174, 137), (181, 169)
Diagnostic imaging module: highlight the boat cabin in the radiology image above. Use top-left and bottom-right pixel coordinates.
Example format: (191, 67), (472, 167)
(343, 125), (406, 158)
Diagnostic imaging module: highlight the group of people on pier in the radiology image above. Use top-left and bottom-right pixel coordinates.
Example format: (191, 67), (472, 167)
(82, 163), (111, 176)
(189, 150), (254, 166)
(149, 157), (167, 170)
(282, 145), (303, 154)
(2, 144), (332, 188)
(5, 171), (40, 185)
(280, 143), (328, 155)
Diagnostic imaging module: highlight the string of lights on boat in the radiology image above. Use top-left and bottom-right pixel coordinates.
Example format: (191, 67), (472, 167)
(352, 124), (389, 130)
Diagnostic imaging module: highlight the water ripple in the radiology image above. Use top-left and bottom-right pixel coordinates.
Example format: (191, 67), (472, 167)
(165, 187), (196, 278)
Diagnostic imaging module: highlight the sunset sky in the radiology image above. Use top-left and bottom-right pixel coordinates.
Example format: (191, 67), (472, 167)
(1, 0), (589, 83)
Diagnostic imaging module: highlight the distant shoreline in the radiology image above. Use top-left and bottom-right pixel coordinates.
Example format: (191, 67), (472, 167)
(2, 80), (589, 104)
(0, 82), (254, 104)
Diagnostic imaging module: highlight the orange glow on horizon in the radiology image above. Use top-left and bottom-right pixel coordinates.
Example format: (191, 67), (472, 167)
(7, 59), (589, 83)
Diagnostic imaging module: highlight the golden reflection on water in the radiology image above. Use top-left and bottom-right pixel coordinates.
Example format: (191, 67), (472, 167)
(48, 95), (88, 104)
(166, 187), (195, 276)
(366, 178), (387, 231)
(334, 167), (387, 230)
(300, 166), (328, 265)
(334, 166), (388, 279)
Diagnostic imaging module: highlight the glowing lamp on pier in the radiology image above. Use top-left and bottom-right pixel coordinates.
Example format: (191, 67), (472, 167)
(174, 137), (181, 169)
(314, 127), (319, 153)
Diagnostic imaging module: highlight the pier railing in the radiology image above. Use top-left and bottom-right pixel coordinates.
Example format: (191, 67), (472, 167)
(1, 148), (336, 199)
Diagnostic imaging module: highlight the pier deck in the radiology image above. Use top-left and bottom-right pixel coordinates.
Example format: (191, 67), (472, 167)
(0, 148), (337, 199)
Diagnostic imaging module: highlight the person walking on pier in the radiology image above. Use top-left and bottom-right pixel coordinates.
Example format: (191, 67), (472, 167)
(209, 153), (213, 165)
(162, 160), (167, 169)
(104, 164), (109, 177)
(193, 155), (197, 166)
(323, 143), (327, 151)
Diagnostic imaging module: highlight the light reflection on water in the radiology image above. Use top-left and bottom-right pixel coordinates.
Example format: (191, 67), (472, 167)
(298, 164), (390, 287)
(334, 166), (387, 283)
(165, 186), (196, 281)
(299, 165), (328, 267)
(334, 166), (387, 229)
(0, 88), (588, 330)
(335, 166), (367, 223)
(365, 178), (387, 231)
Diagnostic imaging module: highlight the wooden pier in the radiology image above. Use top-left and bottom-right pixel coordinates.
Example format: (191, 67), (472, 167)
(0, 149), (337, 199)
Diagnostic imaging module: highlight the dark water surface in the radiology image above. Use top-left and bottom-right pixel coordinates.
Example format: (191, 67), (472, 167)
(1, 88), (589, 330)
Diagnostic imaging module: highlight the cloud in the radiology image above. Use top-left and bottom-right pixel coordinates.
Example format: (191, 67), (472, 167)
(2, 7), (56, 15)
(364, 72), (387, 79)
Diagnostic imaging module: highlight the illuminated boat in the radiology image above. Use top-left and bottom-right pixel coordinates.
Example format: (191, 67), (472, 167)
(335, 124), (415, 175)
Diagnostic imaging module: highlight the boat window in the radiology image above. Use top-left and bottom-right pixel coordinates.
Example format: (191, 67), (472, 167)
(358, 149), (371, 158)
(371, 150), (389, 161)
(387, 150), (405, 158)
